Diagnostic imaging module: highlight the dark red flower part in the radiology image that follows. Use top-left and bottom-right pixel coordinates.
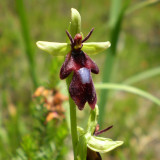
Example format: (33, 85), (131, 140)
(87, 147), (102, 160)
(60, 28), (99, 110)
(94, 124), (113, 136)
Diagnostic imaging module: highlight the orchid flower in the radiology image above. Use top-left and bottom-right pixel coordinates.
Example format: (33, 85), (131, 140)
(36, 8), (110, 110)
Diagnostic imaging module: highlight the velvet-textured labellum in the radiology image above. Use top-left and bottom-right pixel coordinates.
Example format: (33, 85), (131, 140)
(60, 28), (99, 110)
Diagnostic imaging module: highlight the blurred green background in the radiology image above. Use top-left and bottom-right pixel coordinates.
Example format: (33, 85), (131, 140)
(0, 0), (160, 160)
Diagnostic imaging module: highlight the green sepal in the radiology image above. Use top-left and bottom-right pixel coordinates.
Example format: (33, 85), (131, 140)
(36, 41), (70, 56)
(70, 8), (81, 37)
(87, 136), (123, 153)
(83, 41), (111, 55)
(36, 41), (111, 56)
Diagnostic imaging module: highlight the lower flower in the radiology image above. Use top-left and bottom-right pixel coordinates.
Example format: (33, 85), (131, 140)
(76, 105), (123, 160)
(87, 147), (102, 160)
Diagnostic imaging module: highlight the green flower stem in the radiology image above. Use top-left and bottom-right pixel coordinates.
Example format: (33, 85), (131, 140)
(69, 97), (78, 159)
(66, 75), (78, 160)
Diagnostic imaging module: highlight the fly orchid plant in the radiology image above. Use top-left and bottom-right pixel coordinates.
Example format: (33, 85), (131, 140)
(37, 8), (123, 160)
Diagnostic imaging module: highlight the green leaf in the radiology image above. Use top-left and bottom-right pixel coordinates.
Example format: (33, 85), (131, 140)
(95, 83), (160, 106)
(83, 42), (111, 55)
(87, 136), (123, 153)
(36, 41), (70, 56)
(109, 0), (123, 28)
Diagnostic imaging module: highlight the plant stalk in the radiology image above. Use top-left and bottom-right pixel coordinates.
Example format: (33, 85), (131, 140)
(69, 97), (78, 159)
(66, 75), (78, 160)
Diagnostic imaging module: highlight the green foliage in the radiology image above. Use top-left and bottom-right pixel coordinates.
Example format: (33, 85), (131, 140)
(13, 103), (68, 160)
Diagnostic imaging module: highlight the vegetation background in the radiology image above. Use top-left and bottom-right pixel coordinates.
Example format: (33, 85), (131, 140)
(0, 0), (160, 159)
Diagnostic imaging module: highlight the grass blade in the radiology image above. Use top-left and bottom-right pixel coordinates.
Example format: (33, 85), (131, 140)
(96, 83), (160, 106)
(126, 0), (160, 15)
(98, 0), (131, 126)
(123, 66), (160, 85)
(15, 0), (38, 88)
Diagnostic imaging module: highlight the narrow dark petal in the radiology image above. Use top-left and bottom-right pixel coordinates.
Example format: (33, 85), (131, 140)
(66, 30), (74, 45)
(94, 125), (113, 136)
(69, 68), (97, 110)
(82, 28), (94, 43)
(84, 53), (99, 74)
(60, 53), (76, 79)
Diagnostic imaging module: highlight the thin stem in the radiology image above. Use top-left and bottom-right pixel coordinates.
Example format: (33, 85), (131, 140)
(69, 97), (78, 159)
(66, 75), (78, 160)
